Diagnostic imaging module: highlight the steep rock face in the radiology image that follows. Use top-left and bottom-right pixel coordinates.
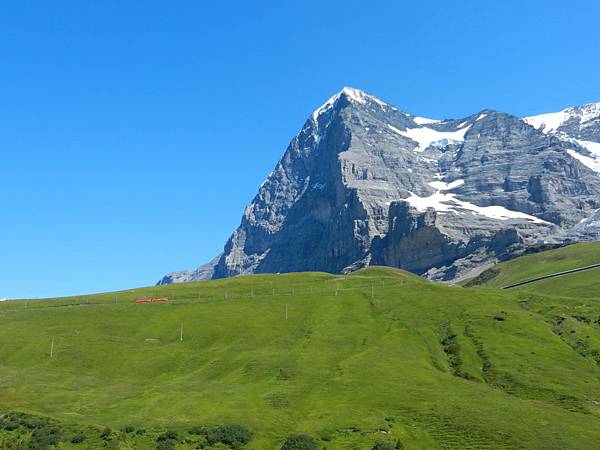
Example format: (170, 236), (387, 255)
(161, 89), (600, 284)
(213, 89), (422, 278)
(157, 254), (221, 284)
(524, 102), (600, 238)
(371, 202), (524, 280)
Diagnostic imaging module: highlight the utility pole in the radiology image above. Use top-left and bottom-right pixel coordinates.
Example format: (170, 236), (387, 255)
(180, 321), (184, 342)
(50, 337), (54, 358)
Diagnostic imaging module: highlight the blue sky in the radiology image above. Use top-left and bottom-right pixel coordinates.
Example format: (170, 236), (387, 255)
(1, 0), (599, 298)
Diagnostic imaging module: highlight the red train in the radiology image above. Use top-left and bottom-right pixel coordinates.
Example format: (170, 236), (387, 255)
(133, 297), (169, 303)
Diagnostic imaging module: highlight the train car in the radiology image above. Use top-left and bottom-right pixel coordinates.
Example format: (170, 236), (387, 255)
(133, 297), (169, 303)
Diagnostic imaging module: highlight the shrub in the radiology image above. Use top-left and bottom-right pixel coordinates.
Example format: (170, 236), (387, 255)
(1, 420), (19, 431)
(71, 434), (85, 444)
(22, 418), (45, 430)
(371, 440), (403, 450)
(371, 442), (395, 450)
(29, 427), (60, 450)
(156, 440), (176, 450)
(189, 425), (207, 435)
(280, 434), (319, 450)
(124, 425), (135, 433)
(206, 424), (252, 446)
(100, 427), (112, 439)
(157, 430), (178, 442)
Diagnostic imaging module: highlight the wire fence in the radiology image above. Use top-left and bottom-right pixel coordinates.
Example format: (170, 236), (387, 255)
(0, 277), (413, 316)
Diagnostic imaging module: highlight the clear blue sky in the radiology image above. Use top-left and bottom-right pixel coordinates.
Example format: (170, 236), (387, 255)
(1, 0), (599, 298)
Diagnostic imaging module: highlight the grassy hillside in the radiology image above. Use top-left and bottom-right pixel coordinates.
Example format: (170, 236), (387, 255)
(464, 242), (600, 297)
(1, 266), (600, 449)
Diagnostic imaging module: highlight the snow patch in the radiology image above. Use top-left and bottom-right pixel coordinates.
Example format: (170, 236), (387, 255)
(476, 113), (488, 121)
(524, 102), (600, 133)
(576, 139), (600, 157)
(413, 116), (441, 125)
(428, 179), (464, 191)
(561, 139), (600, 173)
(567, 150), (600, 173)
(404, 179), (549, 224)
(388, 124), (471, 152)
(523, 111), (569, 133)
(578, 103), (600, 125)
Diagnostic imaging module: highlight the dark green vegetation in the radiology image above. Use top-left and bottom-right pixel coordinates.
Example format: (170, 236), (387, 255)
(0, 411), (252, 449)
(0, 245), (599, 449)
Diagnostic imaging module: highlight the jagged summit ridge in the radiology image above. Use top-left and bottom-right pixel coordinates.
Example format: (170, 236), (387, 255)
(160, 89), (600, 285)
(313, 87), (393, 118)
(524, 102), (600, 173)
(524, 102), (600, 135)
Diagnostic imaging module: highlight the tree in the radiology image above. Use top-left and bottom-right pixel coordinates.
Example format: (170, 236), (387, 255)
(280, 434), (319, 450)
(206, 424), (252, 447)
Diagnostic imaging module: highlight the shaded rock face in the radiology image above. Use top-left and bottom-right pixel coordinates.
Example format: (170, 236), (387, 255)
(161, 88), (600, 284)
(370, 202), (525, 281)
(157, 254), (221, 285)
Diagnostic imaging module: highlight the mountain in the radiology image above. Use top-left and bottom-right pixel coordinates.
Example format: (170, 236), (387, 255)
(158, 254), (222, 285)
(160, 88), (600, 284)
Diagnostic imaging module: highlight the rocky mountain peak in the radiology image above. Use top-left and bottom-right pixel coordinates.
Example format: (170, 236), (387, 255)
(160, 90), (600, 285)
(524, 101), (600, 141)
(310, 87), (398, 128)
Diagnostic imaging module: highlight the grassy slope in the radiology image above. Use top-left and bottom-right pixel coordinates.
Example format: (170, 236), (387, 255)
(465, 242), (600, 297)
(0, 267), (600, 449)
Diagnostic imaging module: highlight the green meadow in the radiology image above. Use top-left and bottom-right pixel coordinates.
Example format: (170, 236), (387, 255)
(0, 247), (599, 449)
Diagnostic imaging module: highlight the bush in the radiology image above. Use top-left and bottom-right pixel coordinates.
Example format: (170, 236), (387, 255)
(1, 420), (19, 431)
(22, 418), (45, 430)
(156, 440), (176, 450)
(189, 425), (207, 435)
(371, 440), (403, 450)
(29, 427), (60, 450)
(157, 430), (178, 442)
(71, 434), (85, 444)
(280, 434), (319, 450)
(206, 424), (252, 447)
(371, 442), (394, 450)
(124, 425), (135, 433)
(100, 427), (112, 440)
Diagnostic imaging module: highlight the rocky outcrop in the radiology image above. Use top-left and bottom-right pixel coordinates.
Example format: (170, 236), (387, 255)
(157, 254), (221, 284)
(161, 88), (600, 284)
